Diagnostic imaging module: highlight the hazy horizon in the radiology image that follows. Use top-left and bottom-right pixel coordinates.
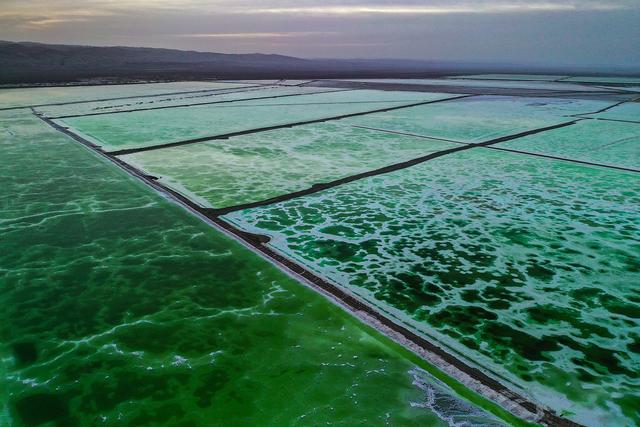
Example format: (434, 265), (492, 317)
(1, 0), (640, 69)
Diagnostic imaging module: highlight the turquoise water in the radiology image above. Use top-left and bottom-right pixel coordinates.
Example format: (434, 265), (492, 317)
(35, 86), (339, 118)
(447, 75), (567, 82)
(225, 148), (640, 426)
(4, 81), (636, 426)
(0, 82), (247, 109)
(338, 79), (600, 92)
(56, 90), (455, 151)
(0, 108), (511, 426)
(498, 119), (640, 169)
(121, 122), (458, 208)
(343, 96), (610, 143)
(583, 102), (640, 122)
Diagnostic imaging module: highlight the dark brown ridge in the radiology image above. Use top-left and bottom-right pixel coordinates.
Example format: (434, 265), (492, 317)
(106, 94), (475, 156)
(209, 120), (580, 215)
(46, 88), (352, 119)
(0, 84), (264, 111)
(38, 112), (583, 427)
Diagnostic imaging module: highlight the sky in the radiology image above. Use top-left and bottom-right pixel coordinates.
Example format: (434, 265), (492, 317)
(1, 0), (640, 68)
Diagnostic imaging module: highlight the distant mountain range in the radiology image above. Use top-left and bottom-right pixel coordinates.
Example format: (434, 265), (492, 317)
(1, 41), (638, 84)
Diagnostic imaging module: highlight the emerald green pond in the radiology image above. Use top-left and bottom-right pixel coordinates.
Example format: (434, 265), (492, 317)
(0, 109), (508, 426)
(499, 119), (640, 170)
(225, 148), (640, 426)
(3, 79), (638, 427)
(57, 90), (454, 152)
(122, 122), (458, 208)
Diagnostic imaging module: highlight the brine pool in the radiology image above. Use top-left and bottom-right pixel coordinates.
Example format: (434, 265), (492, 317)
(0, 107), (511, 427)
(2, 79), (638, 427)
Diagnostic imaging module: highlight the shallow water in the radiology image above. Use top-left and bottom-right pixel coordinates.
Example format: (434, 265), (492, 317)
(338, 78), (601, 92)
(0, 81), (247, 109)
(56, 90), (455, 151)
(121, 122), (458, 208)
(498, 119), (640, 169)
(583, 102), (640, 122)
(564, 76), (640, 85)
(225, 148), (640, 426)
(343, 96), (610, 143)
(35, 86), (339, 118)
(447, 74), (567, 81)
(0, 109), (508, 426)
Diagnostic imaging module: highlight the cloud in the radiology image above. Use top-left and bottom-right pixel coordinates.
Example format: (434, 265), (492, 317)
(0, 7), (117, 30)
(2, 0), (638, 21)
(173, 31), (337, 39)
(245, 2), (635, 15)
(1, 0), (638, 67)
(24, 17), (92, 27)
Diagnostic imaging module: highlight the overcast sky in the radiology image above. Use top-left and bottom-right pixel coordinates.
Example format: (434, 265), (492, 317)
(2, 0), (639, 68)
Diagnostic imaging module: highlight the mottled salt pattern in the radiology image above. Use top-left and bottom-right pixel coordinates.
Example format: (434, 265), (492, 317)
(225, 148), (640, 427)
(344, 96), (611, 143)
(409, 368), (505, 427)
(121, 122), (459, 208)
(447, 74), (568, 81)
(35, 86), (339, 118)
(0, 109), (510, 427)
(0, 81), (247, 109)
(58, 90), (455, 151)
(497, 119), (640, 169)
(338, 79), (601, 92)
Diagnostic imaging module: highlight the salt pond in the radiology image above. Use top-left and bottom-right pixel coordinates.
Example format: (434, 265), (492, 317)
(0, 109), (509, 426)
(0, 81), (248, 109)
(343, 96), (611, 143)
(121, 122), (458, 208)
(225, 148), (640, 426)
(57, 90), (456, 151)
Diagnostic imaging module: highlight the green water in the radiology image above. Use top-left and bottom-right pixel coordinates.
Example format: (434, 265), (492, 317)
(343, 96), (611, 143)
(56, 90), (455, 152)
(0, 82), (246, 109)
(339, 79), (600, 92)
(448, 75), (567, 82)
(0, 109), (512, 426)
(225, 148), (640, 426)
(35, 87), (339, 118)
(583, 102), (640, 122)
(499, 119), (640, 169)
(564, 76), (640, 85)
(122, 122), (458, 208)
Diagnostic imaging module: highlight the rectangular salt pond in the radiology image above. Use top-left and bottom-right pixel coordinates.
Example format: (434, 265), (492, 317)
(121, 122), (459, 208)
(343, 96), (611, 143)
(496, 119), (640, 170)
(0, 81), (249, 109)
(221, 79), (315, 86)
(338, 78), (601, 92)
(36, 86), (340, 118)
(447, 74), (568, 81)
(0, 109), (511, 427)
(583, 102), (640, 122)
(224, 148), (640, 427)
(564, 76), (640, 85)
(58, 90), (457, 152)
